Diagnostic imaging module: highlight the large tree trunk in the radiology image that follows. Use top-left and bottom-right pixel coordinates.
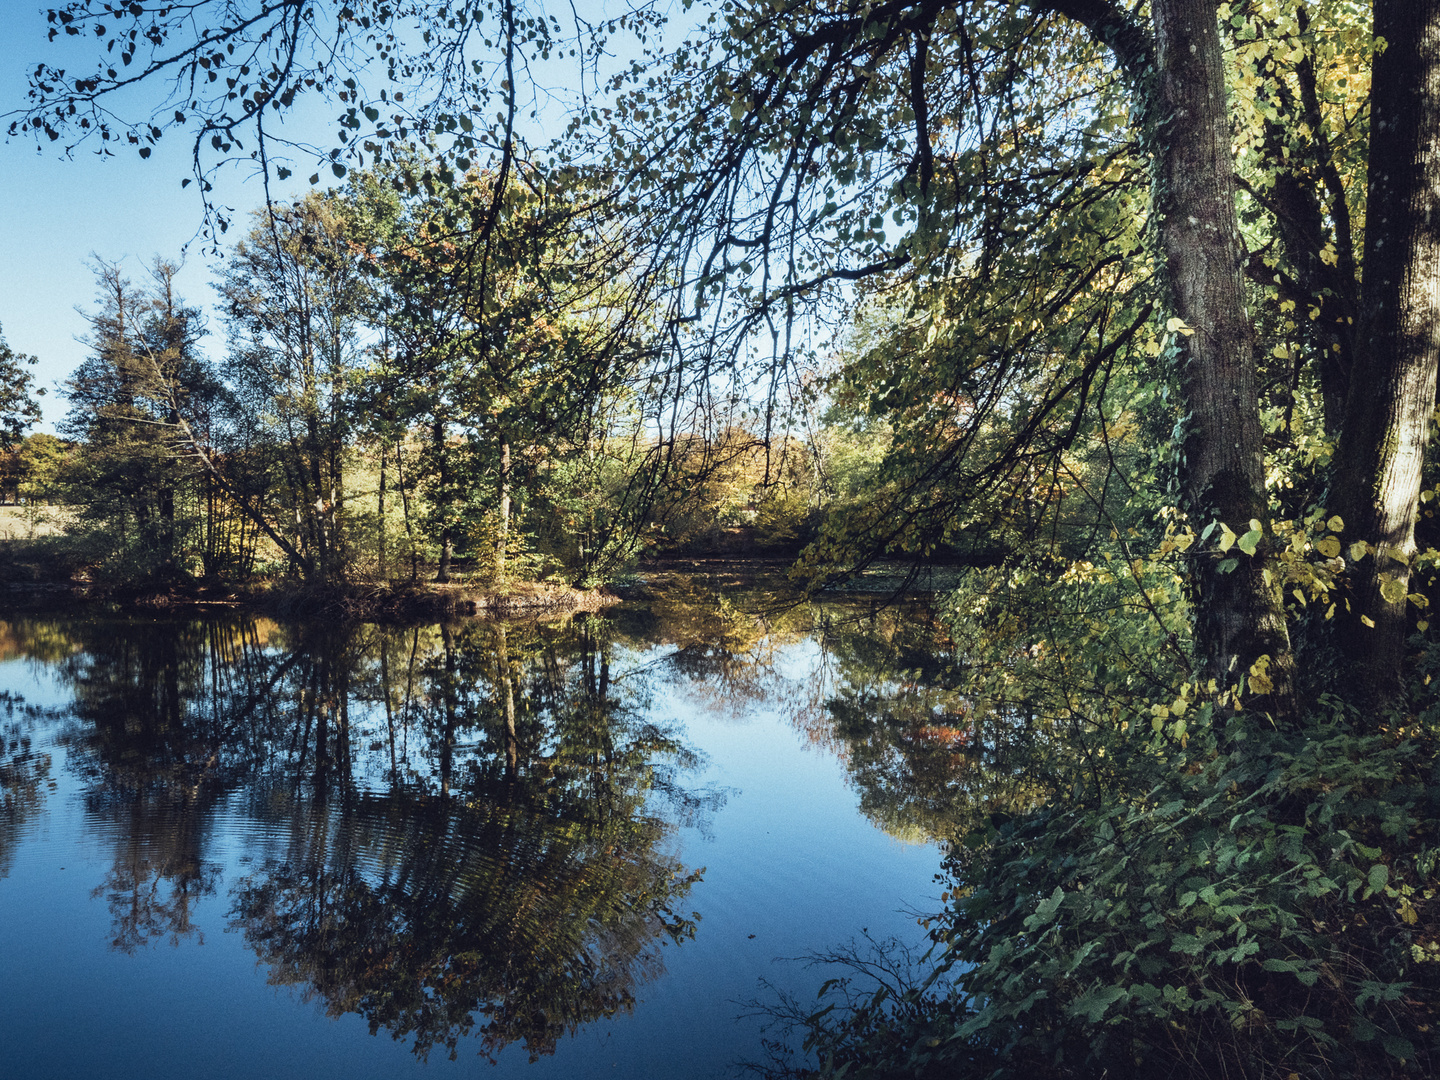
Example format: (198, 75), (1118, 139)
(1038, 0), (1296, 713)
(1148, 0), (1295, 712)
(1332, 0), (1440, 709)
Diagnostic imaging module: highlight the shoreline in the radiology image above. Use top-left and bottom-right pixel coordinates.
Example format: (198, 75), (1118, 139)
(0, 575), (618, 622)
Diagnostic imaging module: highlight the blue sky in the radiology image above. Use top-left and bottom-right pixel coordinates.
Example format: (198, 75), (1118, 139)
(0, 1), (679, 433)
(0, 2), (317, 431)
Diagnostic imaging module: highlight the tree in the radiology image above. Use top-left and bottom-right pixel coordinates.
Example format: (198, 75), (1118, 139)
(358, 159), (662, 584)
(1329, 0), (1440, 704)
(63, 258), (220, 575)
(219, 191), (370, 582)
(0, 325), (43, 453)
(13, 0), (1440, 699)
(9, 0), (663, 241)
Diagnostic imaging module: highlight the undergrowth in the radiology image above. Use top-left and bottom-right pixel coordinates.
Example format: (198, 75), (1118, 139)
(764, 705), (1440, 1079)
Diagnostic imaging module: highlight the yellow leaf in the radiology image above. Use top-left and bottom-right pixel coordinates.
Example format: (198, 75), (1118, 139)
(1361, 615), (1376, 628)
(1326, 515), (1344, 533)
(1419, 620), (1430, 632)
(1316, 536), (1341, 558)
(1379, 576), (1408, 605)
(1248, 672), (1274, 695)
(1218, 523), (1237, 553)
(1349, 541), (1370, 561)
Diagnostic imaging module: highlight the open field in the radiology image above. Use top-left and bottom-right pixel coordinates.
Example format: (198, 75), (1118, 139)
(0, 505), (72, 540)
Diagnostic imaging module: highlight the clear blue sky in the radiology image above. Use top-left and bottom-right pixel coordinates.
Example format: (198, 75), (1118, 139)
(0, 1), (678, 433)
(0, 2), (319, 431)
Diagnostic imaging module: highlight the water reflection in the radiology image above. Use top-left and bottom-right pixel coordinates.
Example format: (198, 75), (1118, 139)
(1, 613), (712, 1060)
(0, 588), (971, 1065)
(1, 704), (52, 882)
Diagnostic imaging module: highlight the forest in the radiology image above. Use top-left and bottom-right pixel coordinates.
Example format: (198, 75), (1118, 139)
(3, 0), (1440, 1077)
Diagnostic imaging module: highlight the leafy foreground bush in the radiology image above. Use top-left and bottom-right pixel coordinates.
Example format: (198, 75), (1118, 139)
(771, 709), (1440, 1079)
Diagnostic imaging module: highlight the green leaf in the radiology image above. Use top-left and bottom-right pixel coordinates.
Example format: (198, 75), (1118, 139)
(1068, 983), (1128, 1023)
(1236, 528), (1262, 556)
(1379, 576), (1407, 604)
(1032, 886), (1064, 925)
(1367, 863), (1390, 893)
(1381, 1033), (1416, 1061)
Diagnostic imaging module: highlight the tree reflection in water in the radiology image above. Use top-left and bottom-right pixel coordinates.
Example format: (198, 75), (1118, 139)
(6, 585), (976, 1061)
(1, 706), (53, 883)
(42, 612), (711, 1061)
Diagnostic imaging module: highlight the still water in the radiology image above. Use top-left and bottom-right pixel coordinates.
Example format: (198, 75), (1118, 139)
(0, 582), (959, 1079)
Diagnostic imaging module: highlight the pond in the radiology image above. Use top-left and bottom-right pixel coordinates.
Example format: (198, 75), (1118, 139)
(0, 577), (962, 1079)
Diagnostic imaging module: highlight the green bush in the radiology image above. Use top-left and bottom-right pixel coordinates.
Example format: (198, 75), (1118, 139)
(788, 708), (1440, 1079)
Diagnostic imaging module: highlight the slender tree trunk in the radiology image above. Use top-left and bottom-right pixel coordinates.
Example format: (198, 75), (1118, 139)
(377, 440), (388, 578)
(440, 623), (457, 798)
(496, 437), (511, 582)
(1149, 0), (1295, 713)
(393, 434), (419, 582)
(1333, 0), (1440, 709)
(434, 418), (453, 584)
(1037, 0), (1295, 712)
(159, 485), (175, 567)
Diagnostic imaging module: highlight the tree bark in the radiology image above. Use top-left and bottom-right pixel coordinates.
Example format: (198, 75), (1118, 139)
(1332, 0), (1440, 709)
(1148, 0), (1296, 711)
(1033, 0), (1296, 713)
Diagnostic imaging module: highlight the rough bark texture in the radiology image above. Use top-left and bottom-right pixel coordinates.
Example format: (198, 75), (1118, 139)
(1035, 0), (1296, 710)
(1150, 0), (1296, 709)
(1333, 0), (1440, 708)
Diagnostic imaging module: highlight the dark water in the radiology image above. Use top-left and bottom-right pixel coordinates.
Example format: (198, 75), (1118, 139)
(0, 586), (960, 1079)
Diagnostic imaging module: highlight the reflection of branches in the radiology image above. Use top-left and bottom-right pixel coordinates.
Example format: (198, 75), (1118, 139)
(0, 712), (52, 881)
(91, 829), (221, 952)
(232, 784), (702, 1061)
(33, 608), (719, 1059)
(740, 932), (959, 1080)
